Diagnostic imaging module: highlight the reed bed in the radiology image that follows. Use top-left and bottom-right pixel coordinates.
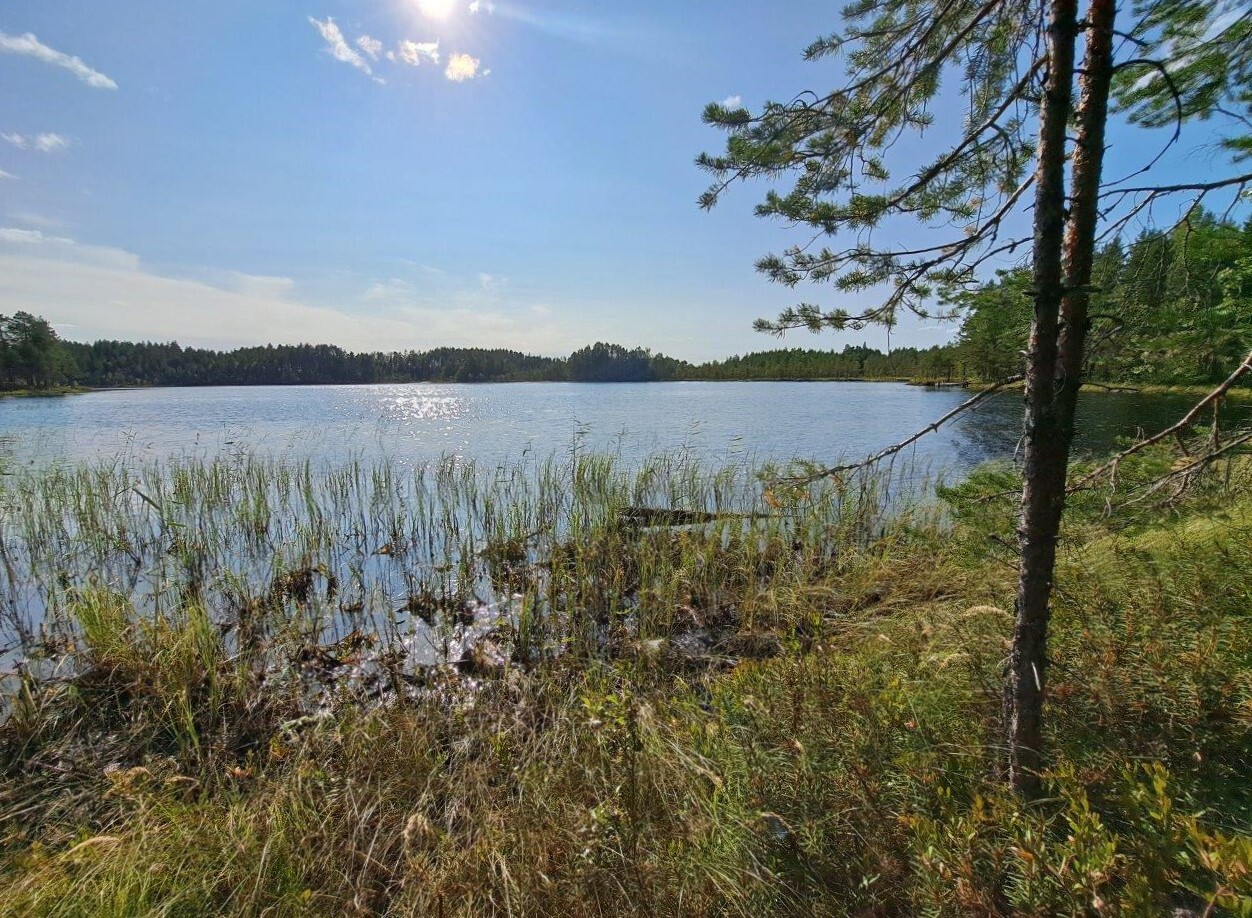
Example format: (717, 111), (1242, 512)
(0, 452), (914, 673)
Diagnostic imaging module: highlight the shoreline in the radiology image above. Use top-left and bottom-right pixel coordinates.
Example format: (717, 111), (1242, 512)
(3, 379), (1250, 399)
(0, 385), (90, 400)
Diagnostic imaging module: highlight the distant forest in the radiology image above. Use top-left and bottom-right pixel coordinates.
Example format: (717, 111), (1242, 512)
(3, 209), (1249, 391)
(58, 339), (955, 387)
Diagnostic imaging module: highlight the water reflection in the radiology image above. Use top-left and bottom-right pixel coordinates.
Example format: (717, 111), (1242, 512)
(382, 392), (470, 423)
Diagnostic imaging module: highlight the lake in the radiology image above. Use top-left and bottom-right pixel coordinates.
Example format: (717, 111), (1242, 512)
(0, 381), (1243, 475)
(0, 381), (1245, 672)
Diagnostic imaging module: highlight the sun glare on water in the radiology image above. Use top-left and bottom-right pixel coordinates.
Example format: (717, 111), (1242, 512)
(417, 0), (458, 18)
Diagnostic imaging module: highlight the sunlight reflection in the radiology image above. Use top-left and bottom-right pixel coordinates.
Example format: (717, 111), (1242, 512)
(383, 393), (468, 422)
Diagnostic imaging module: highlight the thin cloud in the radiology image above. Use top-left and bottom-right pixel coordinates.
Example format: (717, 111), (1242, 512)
(391, 40), (440, 66)
(0, 235), (584, 354)
(469, 1), (496, 12)
(226, 272), (297, 299)
(0, 226), (74, 246)
(308, 17), (378, 80)
(0, 31), (117, 90)
(0, 169), (15, 180)
(6, 212), (66, 230)
(2, 132), (71, 153)
(720, 94), (743, 109)
(355, 35), (384, 60)
(444, 53), (481, 82)
(0, 225), (140, 269)
(478, 272), (507, 292)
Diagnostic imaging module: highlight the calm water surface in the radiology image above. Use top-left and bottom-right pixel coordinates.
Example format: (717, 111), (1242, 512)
(1, 382), (1242, 475)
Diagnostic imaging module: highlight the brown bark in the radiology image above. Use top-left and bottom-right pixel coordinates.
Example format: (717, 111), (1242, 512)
(1007, 0), (1117, 799)
(1005, 0), (1078, 798)
(1058, 0), (1117, 393)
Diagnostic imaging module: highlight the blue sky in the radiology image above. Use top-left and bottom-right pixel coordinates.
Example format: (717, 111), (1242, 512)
(0, 1), (1241, 360)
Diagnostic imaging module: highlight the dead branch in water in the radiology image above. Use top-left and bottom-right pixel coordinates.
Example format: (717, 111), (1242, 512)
(618, 508), (769, 528)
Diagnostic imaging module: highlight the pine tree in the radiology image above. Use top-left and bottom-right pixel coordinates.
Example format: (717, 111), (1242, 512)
(701, 0), (1251, 796)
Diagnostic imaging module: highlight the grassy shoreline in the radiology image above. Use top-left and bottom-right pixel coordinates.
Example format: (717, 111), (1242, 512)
(961, 378), (1252, 399)
(8, 378), (1252, 396)
(0, 451), (1250, 914)
(0, 385), (90, 400)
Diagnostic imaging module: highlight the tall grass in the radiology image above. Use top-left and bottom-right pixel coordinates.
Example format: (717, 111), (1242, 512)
(0, 450), (1250, 915)
(0, 452), (904, 662)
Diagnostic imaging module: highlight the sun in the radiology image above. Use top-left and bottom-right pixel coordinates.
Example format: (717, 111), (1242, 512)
(416, 0), (458, 18)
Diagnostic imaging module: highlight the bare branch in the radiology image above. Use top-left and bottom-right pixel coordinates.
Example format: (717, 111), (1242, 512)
(1099, 171), (1252, 198)
(1069, 348), (1252, 492)
(781, 375), (1025, 483)
(1101, 58), (1184, 188)
(1119, 431), (1252, 510)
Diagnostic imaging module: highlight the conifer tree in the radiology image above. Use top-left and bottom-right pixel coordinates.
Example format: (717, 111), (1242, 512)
(701, 0), (1251, 796)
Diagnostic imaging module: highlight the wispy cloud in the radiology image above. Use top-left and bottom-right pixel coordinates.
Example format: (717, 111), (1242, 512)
(478, 272), (507, 293)
(469, 1), (496, 13)
(444, 52), (482, 82)
(720, 94), (743, 109)
(36, 133), (69, 152)
(0, 233), (583, 353)
(391, 40), (441, 66)
(0, 31), (117, 90)
(355, 35), (383, 60)
(308, 16), (492, 86)
(308, 17), (381, 81)
(0, 226), (138, 267)
(2, 132), (71, 153)
(226, 272), (297, 300)
(0, 226), (75, 246)
(6, 212), (66, 230)
(0, 169), (15, 180)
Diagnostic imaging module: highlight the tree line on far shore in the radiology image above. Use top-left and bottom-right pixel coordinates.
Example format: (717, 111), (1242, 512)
(49, 338), (957, 388)
(0, 328), (984, 389)
(4, 210), (1249, 392)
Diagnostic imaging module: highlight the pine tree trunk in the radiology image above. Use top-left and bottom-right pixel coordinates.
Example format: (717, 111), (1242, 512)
(1006, 0), (1079, 799)
(1058, 0), (1116, 409)
(1008, 0), (1117, 798)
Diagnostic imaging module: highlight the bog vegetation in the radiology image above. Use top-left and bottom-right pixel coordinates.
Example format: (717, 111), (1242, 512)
(0, 449), (1247, 914)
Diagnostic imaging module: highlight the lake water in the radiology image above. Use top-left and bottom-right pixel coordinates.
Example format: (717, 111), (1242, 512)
(0, 381), (1245, 674)
(1, 381), (1243, 475)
